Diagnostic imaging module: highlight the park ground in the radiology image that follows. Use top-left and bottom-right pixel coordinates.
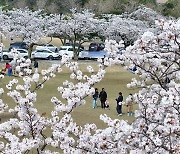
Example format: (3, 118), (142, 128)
(0, 60), (140, 129)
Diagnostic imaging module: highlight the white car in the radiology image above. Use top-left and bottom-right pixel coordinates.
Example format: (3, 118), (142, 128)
(31, 49), (61, 60)
(36, 44), (58, 52)
(2, 49), (28, 60)
(59, 46), (87, 59)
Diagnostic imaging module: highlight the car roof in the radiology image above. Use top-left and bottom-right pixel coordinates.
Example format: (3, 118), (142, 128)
(34, 48), (52, 52)
(17, 48), (27, 51)
(38, 44), (54, 46)
(10, 42), (27, 45)
(60, 46), (73, 48)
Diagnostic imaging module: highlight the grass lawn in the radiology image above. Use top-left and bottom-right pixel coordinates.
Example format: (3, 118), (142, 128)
(0, 60), (140, 129)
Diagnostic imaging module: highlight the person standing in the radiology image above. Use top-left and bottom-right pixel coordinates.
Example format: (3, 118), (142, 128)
(34, 59), (39, 73)
(10, 59), (17, 76)
(99, 88), (107, 109)
(126, 93), (134, 116)
(6, 62), (12, 76)
(92, 88), (99, 108)
(116, 92), (123, 116)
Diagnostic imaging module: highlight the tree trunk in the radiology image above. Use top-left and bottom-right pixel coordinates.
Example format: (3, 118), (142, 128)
(74, 49), (79, 61)
(28, 43), (35, 59)
(58, 36), (67, 46)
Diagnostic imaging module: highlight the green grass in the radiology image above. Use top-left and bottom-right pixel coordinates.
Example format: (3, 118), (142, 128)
(0, 61), (140, 129)
(0, 61), (141, 153)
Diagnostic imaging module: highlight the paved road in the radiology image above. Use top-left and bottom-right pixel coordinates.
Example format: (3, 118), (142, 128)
(47, 59), (99, 65)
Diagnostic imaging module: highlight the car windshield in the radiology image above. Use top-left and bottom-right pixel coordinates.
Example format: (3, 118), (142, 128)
(90, 43), (98, 46)
(39, 44), (54, 47)
(18, 50), (26, 53)
(36, 50), (42, 53)
(68, 48), (73, 51)
(60, 48), (66, 50)
(43, 50), (51, 53)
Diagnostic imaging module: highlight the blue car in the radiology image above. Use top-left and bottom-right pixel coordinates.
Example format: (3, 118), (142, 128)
(84, 50), (106, 60)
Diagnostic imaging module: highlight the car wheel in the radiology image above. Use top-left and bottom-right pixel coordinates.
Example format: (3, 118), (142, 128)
(58, 55), (62, 60)
(48, 55), (53, 60)
(24, 56), (28, 59)
(3, 55), (8, 60)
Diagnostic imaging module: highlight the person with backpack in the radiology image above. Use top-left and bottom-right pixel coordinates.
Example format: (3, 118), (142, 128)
(92, 88), (99, 108)
(115, 92), (123, 116)
(99, 88), (107, 109)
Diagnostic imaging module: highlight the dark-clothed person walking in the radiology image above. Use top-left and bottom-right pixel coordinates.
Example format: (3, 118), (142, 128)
(99, 88), (107, 109)
(34, 60), (39, 73)
(116, 92), (123, 116)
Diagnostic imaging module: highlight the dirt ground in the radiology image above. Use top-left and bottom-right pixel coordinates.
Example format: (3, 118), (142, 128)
(156, 0), (168, 3)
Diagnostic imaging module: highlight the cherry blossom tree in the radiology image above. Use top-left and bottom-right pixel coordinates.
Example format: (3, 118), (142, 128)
(45, 13), (68, 46)
(0, 10), (179, 154)
(103, 18), (180, 153)
(101, 14), (149, 47)
(0, 11), (11, 61)
(3, 8), (49, 58)
(47, 9), (100, 60)
(99, 6), (166, 47)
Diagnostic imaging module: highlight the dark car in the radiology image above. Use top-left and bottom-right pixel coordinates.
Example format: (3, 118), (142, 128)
(9, 42), (29, 51)
(89, 43), (105, 51)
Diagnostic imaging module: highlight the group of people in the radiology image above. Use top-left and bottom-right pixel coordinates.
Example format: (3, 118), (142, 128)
(93, 88), (110, 109)
(92, 88), (134, 116)
(0, 59), (39, 76)
(0, 62), (13, 76)
(116, 92), (134, 116)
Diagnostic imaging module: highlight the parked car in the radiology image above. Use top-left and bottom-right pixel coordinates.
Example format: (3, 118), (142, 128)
(65, 42), (84, 50)
(59, 46), (87, 59)
(31, 49), (61, 60)
(89, 43), (105, 51)
(9, 42), (29, 51)
(84, 50), (107, 60)
(2, 49), (28, 60)
(36, 44), (58, 52)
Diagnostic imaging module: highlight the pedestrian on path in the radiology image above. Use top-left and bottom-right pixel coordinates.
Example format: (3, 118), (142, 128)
(116, 92), (123, 116)
(99, 88), (107, 109)
(34, 59), (39, 73)
(92, 88), (99, 108)
(126, 93), (134, 116)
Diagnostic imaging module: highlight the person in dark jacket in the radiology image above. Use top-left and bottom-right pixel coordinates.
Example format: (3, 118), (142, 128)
(99, 88), (107, 109)
(116, 92), (123, 116)
(92, 88), (99, 108)
(34, 59), (39, 73)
